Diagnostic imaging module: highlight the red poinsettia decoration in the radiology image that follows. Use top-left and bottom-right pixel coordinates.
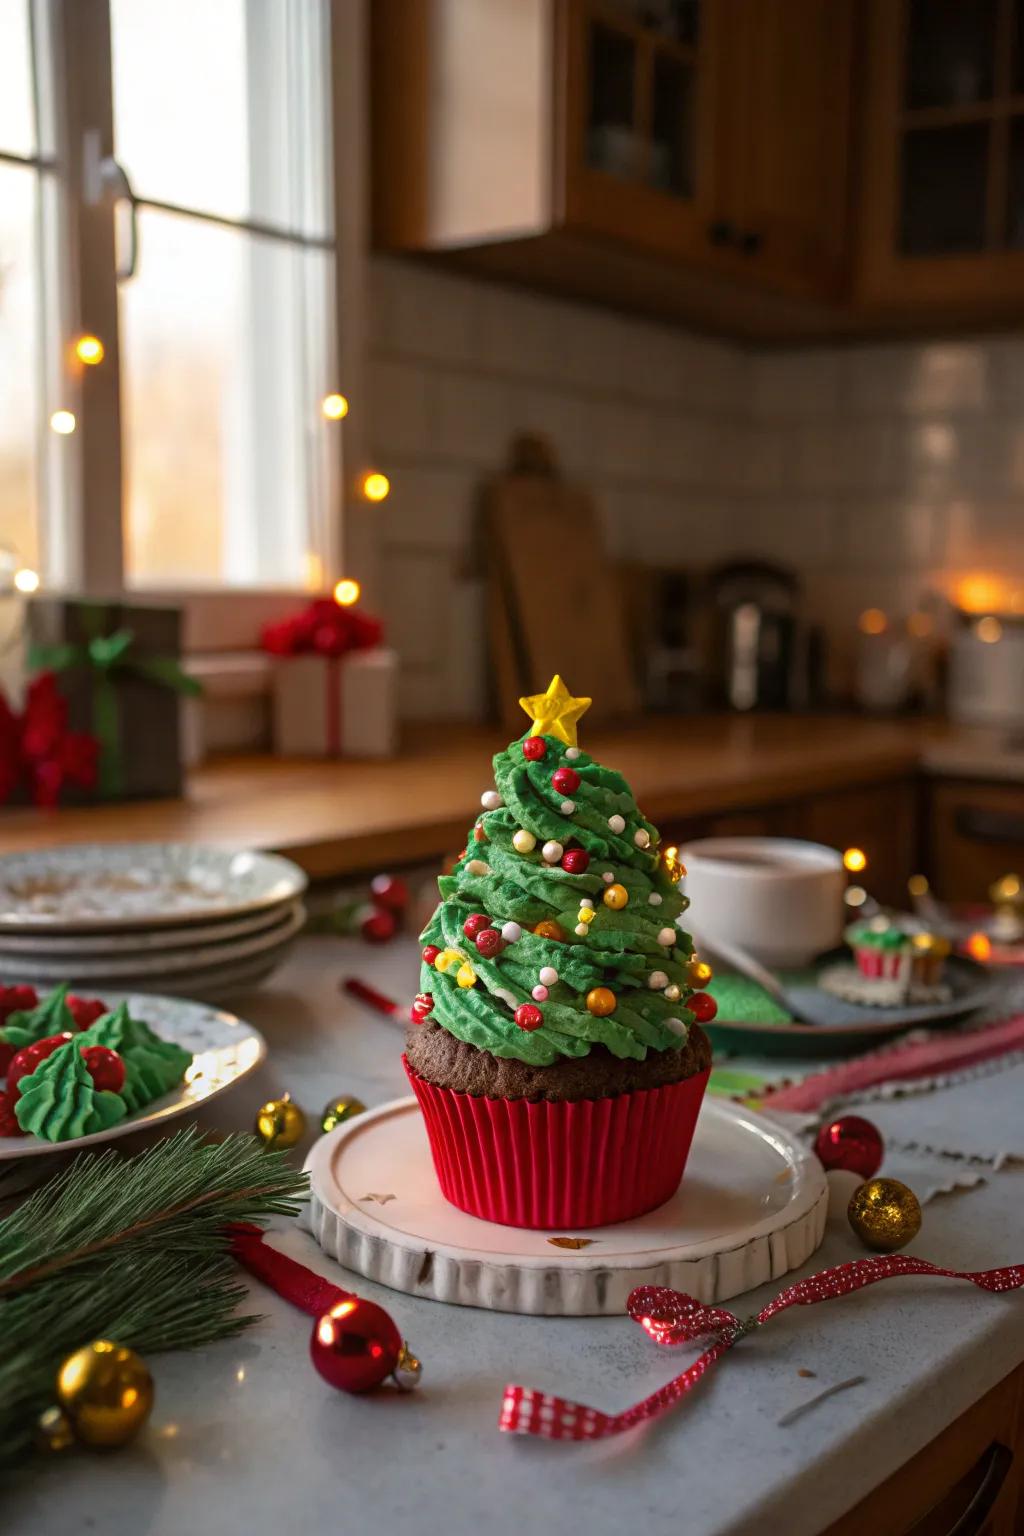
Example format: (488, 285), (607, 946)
(261, 598), (383, 660)
(0, 673), (99, 808)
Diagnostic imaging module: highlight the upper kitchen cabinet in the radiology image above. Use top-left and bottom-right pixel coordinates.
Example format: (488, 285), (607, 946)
(370, 0), (856, 340)
(858, 0), (1024, 317)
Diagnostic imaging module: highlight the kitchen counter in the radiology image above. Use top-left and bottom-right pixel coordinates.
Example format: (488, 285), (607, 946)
(7, 935), (1024, 1536)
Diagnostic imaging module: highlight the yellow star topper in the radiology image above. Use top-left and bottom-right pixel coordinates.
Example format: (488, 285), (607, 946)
(518, 675), (592, 747)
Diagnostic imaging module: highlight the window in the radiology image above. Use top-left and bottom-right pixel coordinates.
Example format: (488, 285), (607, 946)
(0, 0), (355, 614)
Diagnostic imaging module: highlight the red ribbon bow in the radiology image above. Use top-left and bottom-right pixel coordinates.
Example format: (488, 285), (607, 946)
(261, 599), (383, 660)
(0, 673), (99, 808)
(499, 1255), (1024, 1441)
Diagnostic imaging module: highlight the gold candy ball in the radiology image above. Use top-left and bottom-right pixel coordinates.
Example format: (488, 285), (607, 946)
(688, 958), (713, 987)
(602, 883), (629, 910)
(255, 1094), (307, 1149)
(56, 1341), (154, 1449)
(321, 1095), (367, 1134)
(847, 1177), (922, 1252)
(533, 919), (567, 943)
(586, 986), (617, 1017)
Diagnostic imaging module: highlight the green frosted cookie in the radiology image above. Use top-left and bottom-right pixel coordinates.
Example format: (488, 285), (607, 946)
(79, 1002), (192, 1114)
(14, 1038), (127, 1142)
(2, 983), (75, 1051)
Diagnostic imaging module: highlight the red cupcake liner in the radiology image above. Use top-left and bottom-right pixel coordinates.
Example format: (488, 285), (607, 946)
(404, 1055), (710, 1230)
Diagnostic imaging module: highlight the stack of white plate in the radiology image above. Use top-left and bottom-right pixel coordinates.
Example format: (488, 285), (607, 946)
(0, 844), (307, 1002)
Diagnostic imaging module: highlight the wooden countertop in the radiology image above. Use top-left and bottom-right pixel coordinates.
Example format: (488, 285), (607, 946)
(0, 715), (935, 879)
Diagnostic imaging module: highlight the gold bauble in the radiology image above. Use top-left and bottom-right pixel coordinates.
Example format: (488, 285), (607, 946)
(533, 919), (567, 943)
(56, 1341), (154, 1449)
(321, 1095), (367, 1134)
(602, 883), (629, 910)
(255, 1094), (307, 1149)
(847, 1177), (922, 1252)
(688, 958), (713, 987)
(586, 986), (617, 1017)
(35, 1405), (76, 1453)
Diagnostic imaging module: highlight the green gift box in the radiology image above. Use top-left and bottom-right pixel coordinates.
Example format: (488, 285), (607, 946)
(27, 599), (201, 801)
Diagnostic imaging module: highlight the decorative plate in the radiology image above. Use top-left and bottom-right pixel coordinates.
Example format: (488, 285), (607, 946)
(305, 1095), (828, 1315)
(0, 897), (303, 956)
(0, 845), (307, 932)
(0, 992), (267, 1159)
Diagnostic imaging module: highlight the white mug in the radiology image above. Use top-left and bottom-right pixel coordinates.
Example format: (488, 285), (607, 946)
(679, 837), (846, 968)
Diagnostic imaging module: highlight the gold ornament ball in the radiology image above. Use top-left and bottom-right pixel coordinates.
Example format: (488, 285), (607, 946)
(586, 986), (617, 1017)
(56, 1340), (154, 1449)
(321, 1095), (367, 1134)
(602, 883), (629, 910)
(661, 846), (686, 883)
(847, 1177), (922, 1252)
(688, 958), (713, 987)
(255, 1094), (307, 1149)
(533, 918), (567, 943)
(35, 1405), (76, 1454)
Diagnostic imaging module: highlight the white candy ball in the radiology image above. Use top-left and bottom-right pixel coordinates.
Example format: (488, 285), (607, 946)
(466, 859), (490, 876)
(541, 840), (564, 864)
(664, 1017), (687, 1038)
(657, 926), (677, 947)
(648, 892), (663, 906)
(539, 966), (559, 986)
(532, 984), (549, 1003)
(579, 898), (594, 910)
(501, 921), (522, 943)
(574, 923), (589, 937)
(560, 800), (575, 815)
(481, 790), (503, 810)
(648, 970), (669, 990)
(565, 747), (580, 760)
(634, 829), (650, 849)
(602, 871), (615, 883)
(512, 829), (537, 854)
(608, 814), (626, 835)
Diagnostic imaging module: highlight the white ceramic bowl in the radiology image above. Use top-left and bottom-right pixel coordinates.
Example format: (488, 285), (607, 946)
(680, 837), (846, 968)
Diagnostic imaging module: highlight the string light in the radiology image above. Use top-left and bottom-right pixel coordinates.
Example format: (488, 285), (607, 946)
(13, 568), (39, 593)
(321, 393), (349, 420)
(845, 885), (867, 907)
(50, 410), (76, 435)
(843, 847), (867, 873)
(362, 471), (390, 502)
(333, 578), (361, 607)
(907, 874), (929, 897)
(858, 609), (887, 636)
(976, 616), (1003, 644)
(75, 334), (105, 365)
(966, 932), (992, 962)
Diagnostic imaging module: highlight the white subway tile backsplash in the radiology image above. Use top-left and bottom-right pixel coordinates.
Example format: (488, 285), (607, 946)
(368, 359), (431, 458)
(508, 384), (591, 473)
(477, 286), (566, 381)
(841, 341), (993, 417)
(371, 258), (482, 366)
(379, 464), (480, 549)
(431, 370), (515, 464)
(750, 350), (841, 418)
(832, 498), (945, 570)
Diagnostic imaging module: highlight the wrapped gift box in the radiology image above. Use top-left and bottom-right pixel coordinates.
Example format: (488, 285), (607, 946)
(271, 647), (397, 758)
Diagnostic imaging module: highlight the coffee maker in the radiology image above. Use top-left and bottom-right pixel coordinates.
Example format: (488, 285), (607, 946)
(708, 560), (820, 711)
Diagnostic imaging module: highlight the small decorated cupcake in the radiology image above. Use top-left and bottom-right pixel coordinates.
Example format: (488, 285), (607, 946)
(404, 676), (713, 1230)
(840, 916), (951, 1004)
(847, 917), (913, 984)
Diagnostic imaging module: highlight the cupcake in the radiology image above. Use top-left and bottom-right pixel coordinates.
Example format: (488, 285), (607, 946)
(404, 675), (714, 1230)
(844, 916), (952, 1001)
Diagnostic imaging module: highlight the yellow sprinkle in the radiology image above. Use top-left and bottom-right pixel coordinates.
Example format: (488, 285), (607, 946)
(456, 962), (477, 988)
(435, 948), (462, 973)
(577, 908), (596, 924)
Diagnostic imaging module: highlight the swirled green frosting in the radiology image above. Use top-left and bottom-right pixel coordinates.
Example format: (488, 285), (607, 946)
(1, 983), (75, 1053)
(78, 1003), (193, 1113)
(419, 733), (697, 1066)
(14, 1038), (127, 1142)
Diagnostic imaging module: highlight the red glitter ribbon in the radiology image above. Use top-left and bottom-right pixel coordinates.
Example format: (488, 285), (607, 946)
(499, 1255), (1024, 1441)
(229, 1223), (351, 1318)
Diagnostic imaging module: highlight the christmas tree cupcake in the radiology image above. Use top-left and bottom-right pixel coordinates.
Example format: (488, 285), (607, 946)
(405, 676), (714, 1229)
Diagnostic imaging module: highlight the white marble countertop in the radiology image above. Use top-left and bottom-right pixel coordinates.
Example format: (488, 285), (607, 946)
(7, 936), (1024, 1536)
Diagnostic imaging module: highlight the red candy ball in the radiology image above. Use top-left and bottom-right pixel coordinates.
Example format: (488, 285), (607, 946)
(310, 1296), (403, 1394)
(551, 766), (580, 795)
(369, 874), (409, 912)
(360, 907), (397, 945)
(522, 737), (546, 761)
(514, 1003), (544, 1032)
(67, 995), (107, 1030)
(561, 848), (590, 874)
(410, 992), (434, 1024)
(0, 983), (38, 1025)
(421, 945), (441, 966)
(474, 928), (505, 958)
(0, 1090), (25, 1137)
(686, 991), (718, 1023)
(462, 913), (491, 939)
(813, 1115), (884, 1179)
(80, 1045), (126, 1093)
(6, 1033), (74, 1102)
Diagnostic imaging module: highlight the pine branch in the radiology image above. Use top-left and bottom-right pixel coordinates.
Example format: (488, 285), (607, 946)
(0, 1128), (308, 1464)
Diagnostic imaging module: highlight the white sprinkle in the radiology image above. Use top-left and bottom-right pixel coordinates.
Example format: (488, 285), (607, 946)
(648, 892), (663, 906)
(657, 926), (677, 947)
(602, 870), (615, 883)
(481, 790), (503, 810)
(579, 898), (594, 910)
(494, 987), (519, 1009)
(532, 984), (548, 1002)
(634, 828), (650, 848)
(648, 970), (669, 990)
(560, 800), (575, 815)
(539, 966), (559, 986)
(466, 859), (490, 876)
(512, 829), (537, 854)
(608, 814), (625, 835)
(574, 923), (589, 937)
(541, 840), (563, 864)
(664, 1017), (687, 1038)
(501, 921), (522, 943)
(565, 747), (580, 760)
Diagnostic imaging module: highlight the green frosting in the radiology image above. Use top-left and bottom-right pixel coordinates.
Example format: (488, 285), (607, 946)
(78, 1003), (193, 1113)
(14, 1038), (127, 1142)
(845, 921), (910, 952)
(1, 983), (74, 1052)
(419, 732), (696, 1066)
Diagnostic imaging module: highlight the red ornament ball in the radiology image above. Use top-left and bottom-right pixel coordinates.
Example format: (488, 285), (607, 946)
(522, 737), (546, 762)
(686, 991), (718, 1023)
(462, 913), (491, 939)
(360, 907), (397, 945)
(561, 848), (590, 874)
(814, 1115), (884, 1179)
(0, 1090), (24, 1137)
(474, 927), (505, 959)
(421, 944), (441, 966)
(369, 874), (409, 912)
(6, 1033), (74, 1101)
(409, 992), (434, 1024)
(310, 1296), (403, 1394)
(66, 995), (107, 1030)
(80, 1045), (126, 1093)
(551, 766), (580, 795)
(514, 1003), (544, 1032)
(0, 983), (38, 1026)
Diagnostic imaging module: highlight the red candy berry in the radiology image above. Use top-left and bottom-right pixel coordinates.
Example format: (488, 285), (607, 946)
(0, 1090), (25, 1137)
(561, 848), (590, 874)
(522, 738), (546, 762)
(422, 945), (441, 966)
(409, 992), (434, 1024)
(6, 1033), (74, 1102)
(514, 1003), (543, 1032)
(474, 928), (505, 959)
(686, 991), (718, 1023)
(0, 984), (38, 1025)
(81, 1045), (126, 1093)
(551, 766), (580, 795)
(66, 995), (107, 1030)
(361, 907), (397, 944)
(462, 913), (491, 940)
(370, 874), (409, 912)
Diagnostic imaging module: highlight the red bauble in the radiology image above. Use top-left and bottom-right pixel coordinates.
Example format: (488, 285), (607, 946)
(522, 738), (546, 762)
(551, 766), (580, 795)
(514, 1003), (543, 1032)
(813, 1115), (884, 1179)
(409, 992), (434, 1024)
(686, 991), (718, 1023)
(0, 983), (38, 1026)
(421, 945), (441, 966)
(462, 913), (491, 939)
(310, 1296), (403, 1393)
(66, 995), (107, 1030)
(80, 1045), (126, 1093)
(6, 1032), (74, 1101)
(561, 848), (590, 874)
(0, 1090), (25, 1137)
(360, 907), (397, 945)
(0, 1041), (15, 1079)
(474, 928), (505, 958)
(369, 874), (409, 912)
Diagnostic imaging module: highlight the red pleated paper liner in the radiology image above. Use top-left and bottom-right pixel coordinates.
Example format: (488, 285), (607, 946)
(404, 1056), (710, 1230)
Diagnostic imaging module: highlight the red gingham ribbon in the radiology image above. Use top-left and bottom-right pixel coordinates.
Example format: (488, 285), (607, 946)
(499, 1255), (1024, 1441)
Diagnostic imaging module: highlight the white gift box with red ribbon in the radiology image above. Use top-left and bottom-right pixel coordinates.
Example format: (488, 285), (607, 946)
(270, 648), (398, 758)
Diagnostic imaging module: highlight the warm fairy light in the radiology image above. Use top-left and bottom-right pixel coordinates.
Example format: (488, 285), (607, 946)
(908, 873), (929, 897)
(333, 577), (361, 607)
(362, 471), (390, 502)
(321, 392), (349, 420)
(13, 567), (39, 593)
(954, 573), (1008, 615)
(845, 885), (867, 907)
(75, 334), (105, 365)
(967, 931), (992, 962)
(858, 608), (887, 636)
(843, 847), (867, 873)
(906, 611), (932, 638)
(976, 616), (1003, 644)
(50, 409), (76, 435)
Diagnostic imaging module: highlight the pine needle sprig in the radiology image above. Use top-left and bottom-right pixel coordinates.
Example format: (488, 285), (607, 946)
(0, 1128), (308, 1464)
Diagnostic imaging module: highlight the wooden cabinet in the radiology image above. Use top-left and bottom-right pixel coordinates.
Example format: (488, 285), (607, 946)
(925, 778), (1024, 902)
